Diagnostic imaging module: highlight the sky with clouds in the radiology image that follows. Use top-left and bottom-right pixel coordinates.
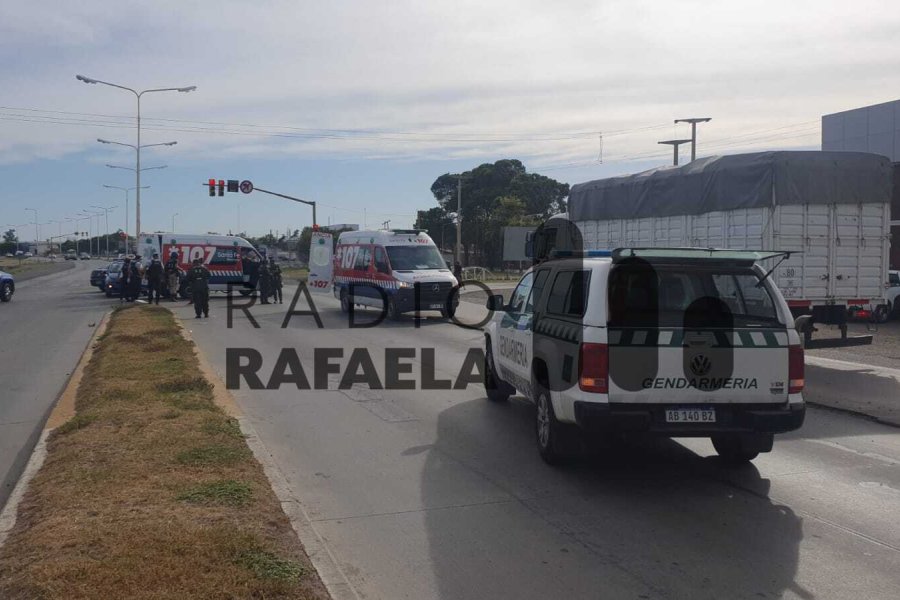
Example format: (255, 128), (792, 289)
(1, 0), (899, 241)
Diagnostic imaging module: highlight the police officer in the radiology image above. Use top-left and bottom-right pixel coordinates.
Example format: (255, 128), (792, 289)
(186, 257), (211, 318)
(269, 257), (283, 304)
(119, 256), (133, 303)
(145, 253), (164, 305)
(127, 256), (142, 302)
(165, 251), (180, 302)
(257, 258), (272, 304)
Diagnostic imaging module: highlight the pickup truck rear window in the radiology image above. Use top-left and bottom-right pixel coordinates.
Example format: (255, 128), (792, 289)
(609, 265), (779, 327)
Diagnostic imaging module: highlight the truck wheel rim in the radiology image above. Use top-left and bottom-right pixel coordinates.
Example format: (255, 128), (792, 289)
(537, 394), (550, 448)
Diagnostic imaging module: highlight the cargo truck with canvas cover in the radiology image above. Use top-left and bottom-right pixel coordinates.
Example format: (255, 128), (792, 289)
(533, 151), (892, 346)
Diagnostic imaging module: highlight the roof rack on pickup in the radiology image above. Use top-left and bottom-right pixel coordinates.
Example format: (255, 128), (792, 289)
(611, 248), (793, 263)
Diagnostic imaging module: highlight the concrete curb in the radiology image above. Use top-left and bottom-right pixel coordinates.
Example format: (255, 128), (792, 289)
(805, 355), (900, 428)
(177, 317), (361, 600)
(0, 311), (110, 549)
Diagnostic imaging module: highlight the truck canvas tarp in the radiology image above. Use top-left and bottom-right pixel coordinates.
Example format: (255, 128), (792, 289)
(558, 151), (894, 346)
(568, 151), (892, 221)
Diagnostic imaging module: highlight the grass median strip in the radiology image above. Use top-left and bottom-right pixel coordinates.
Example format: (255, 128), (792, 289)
(0, 305), (329, 600)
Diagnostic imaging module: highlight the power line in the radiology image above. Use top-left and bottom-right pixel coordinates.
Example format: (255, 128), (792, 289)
(0, 105), (670, 143)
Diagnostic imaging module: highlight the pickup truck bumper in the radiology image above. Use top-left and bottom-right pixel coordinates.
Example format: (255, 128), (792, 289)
(573, 402), (805, 436)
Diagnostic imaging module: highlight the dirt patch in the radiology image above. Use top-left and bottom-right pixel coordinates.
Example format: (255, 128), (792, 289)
(0, 305), (329, 600)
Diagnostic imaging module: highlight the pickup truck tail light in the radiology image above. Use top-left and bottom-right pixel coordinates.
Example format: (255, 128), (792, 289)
(788, 344), (804, 394)
(579, 343), (608, 394)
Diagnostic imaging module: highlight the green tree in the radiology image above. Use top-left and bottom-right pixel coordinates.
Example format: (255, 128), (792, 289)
(414, 207), (455, 253)
(429, 159), (568, 267)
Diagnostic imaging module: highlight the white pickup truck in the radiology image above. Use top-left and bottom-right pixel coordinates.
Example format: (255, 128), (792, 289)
(483, 248), (805, 465)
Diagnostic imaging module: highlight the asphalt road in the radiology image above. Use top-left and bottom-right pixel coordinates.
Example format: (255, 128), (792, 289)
(174, 289), (900, 600)
(0, 260), (110, 509)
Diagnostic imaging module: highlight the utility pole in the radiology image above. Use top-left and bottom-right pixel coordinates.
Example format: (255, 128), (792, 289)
(456, 175), (462, 265)
(674, 117), (711, 162)
(657, 139), (693, 166)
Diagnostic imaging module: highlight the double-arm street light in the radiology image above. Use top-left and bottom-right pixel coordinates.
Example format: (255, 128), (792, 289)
(103, 185), (150, 252)
(24, 208), (38, 247)
(79, 210), (104, 256)
(90, 205), (117, 257)
(77, 74), (196, 250)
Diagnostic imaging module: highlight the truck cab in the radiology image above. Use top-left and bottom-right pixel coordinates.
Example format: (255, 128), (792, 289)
(483, 248), (805, 465)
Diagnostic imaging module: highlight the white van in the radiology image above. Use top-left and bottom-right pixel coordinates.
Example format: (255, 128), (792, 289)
(137, 232), (264, 295)
(333, 229), (458, 319)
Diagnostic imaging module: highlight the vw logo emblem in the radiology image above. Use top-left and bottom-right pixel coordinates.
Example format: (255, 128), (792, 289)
(689, 354), (712, 377)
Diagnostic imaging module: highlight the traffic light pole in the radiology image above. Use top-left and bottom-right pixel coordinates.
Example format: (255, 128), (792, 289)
(252, 187), (316, 228)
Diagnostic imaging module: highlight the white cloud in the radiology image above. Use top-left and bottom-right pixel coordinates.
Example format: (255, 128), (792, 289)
(0, 0), (898, 167)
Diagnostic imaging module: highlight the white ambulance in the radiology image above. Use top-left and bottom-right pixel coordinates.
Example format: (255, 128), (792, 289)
(137, 232), (264, 295)
(333, 229), (458, 319)
(483, 248), (805, 465)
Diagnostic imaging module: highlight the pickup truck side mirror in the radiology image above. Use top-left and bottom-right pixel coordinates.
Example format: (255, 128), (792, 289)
(486, 294), (505, 311)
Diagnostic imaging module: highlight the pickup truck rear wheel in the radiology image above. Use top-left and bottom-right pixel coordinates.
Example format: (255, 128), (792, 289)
(711, 434), (771, 465)
(535, 385), (577, 464)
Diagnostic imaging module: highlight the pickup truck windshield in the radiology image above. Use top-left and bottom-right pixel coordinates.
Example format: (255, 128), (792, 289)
(609, 265), (780, 327)
(386, 246), (445, 270)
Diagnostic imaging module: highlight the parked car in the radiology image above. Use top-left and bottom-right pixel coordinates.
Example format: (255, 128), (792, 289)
(886, 270), (900, 319)
(103, 260), (125, 297)
(0, 270), (14, 302)
(4, 253), (13, 258)
(65, 251), (78, 260)
(79, 252), (91, 260)
(23, 252), (33, 258)
(90, 266), (110, 289)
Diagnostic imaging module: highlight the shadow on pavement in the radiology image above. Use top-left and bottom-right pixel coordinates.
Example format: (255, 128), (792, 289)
(420, 397), (807, 600)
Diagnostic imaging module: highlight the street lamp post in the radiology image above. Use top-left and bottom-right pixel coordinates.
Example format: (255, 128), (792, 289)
(91, 205), (116, 257)
(103, 185), (149, 253)
(172, 212), (179, 233)
(80, 211), (104, 256)
(25, 208), (38, 252)
(77, 74), (195, 251)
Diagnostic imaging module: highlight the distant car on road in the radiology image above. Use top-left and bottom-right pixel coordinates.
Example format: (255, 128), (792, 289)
(0, 270), (14, 302)
(886, 270), (900, 319)
(4, 253), (12, 258)
(65, 251), (77, 260)
(23, 252), (33, 258)
(79, 252), (91, 260)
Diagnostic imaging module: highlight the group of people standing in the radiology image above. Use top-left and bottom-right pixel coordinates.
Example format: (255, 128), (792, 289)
(118, 252), (282, 318)
(257, 257), (283, 304)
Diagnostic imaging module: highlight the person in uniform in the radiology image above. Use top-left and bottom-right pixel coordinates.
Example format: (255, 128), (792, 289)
(127, 256), (142, 301)
(145, 253), (164, 305)
(165, 251), (180, 301)
(186, 257), (211, 318)
(269, 257), (283, 304)
(119, 256), (133, 302)
(257, 258), (272, 304)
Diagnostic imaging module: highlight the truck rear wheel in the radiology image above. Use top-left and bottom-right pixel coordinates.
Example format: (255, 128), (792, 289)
(534, 384), (578, 464)
(711, 433), (772, 465)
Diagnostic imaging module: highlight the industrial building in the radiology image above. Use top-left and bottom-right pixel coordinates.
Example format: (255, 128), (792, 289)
(822, 99), (900, 268)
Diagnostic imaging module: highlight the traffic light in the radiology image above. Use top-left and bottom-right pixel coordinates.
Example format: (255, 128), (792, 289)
(208, 178), (216, 197)
(218, 180), (225, 196)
